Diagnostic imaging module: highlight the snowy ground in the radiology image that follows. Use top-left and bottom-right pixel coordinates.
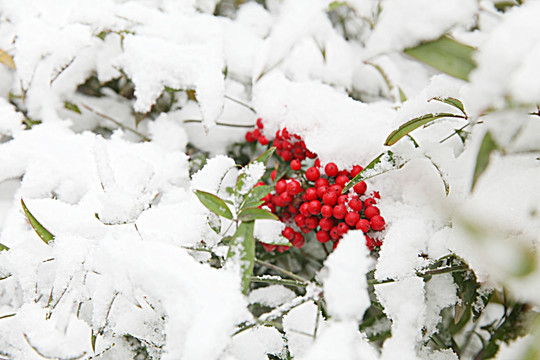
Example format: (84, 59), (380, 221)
(0, 0), (540, 359)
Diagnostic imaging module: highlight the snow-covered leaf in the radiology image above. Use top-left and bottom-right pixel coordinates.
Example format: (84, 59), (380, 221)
(21, 199), (55, 245)
(238, 208), (278, 222)
(195, 190), (234, 220)
(471, 131), (498, 191)
(227, 221), (255, 294)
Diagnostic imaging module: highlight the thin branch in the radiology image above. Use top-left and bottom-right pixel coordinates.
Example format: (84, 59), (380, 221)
(80, 103), (151, 142)
(368, 264), (469, 286)
(251, 275), (306, 288)
(224, 95), (256, 113)
(182, 119), (255, 128)
(255, 259), (309, 284)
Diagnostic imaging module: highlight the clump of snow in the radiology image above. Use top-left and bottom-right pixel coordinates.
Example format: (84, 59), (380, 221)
(254, 219), (287, 245)
(248, 285), (296, 308)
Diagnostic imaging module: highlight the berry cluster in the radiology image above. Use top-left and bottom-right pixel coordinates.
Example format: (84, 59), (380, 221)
(247, 121), (386, 253)
(245, 118), (269, 146)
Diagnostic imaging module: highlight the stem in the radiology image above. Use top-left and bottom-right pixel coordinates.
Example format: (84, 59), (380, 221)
(255, 259), (309, 284)
(368, 265), (469, 286)
(0, 313), (15, 320)
(251, 276), (306, 288)
(182, 118), (255, 128)
(233, 320), (283, 336)
(224, 95), (256, 113)
(80, 103), (151, 142)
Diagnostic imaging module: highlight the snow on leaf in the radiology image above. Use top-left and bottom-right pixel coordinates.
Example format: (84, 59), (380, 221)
(195, 190), (234, 220)
(21, 198), (55, 245)
(227, 221), (255, 294)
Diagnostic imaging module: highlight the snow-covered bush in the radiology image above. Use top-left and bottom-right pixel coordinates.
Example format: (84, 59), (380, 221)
(0, 0), (539, 359)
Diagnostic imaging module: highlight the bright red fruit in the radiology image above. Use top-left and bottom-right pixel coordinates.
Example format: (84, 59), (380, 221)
(292, 233), (305, 248)
(256, 118), (264, 129)
(319, 217), (334, 231)
(333, 204), (347, 219)
(350, 165), (363, 178)
(316, 230), (331, 243)
(345, 212), (360, 227)
(305, 216), (319, 229)
(322, 192), (337, 206)
(275, 179), (287, 194)
(259, 136), (269, 145)
(329, 226), (340, 240)
(364, 206), (380, 219)
(315, 178), (329, 188)
(325, 162), (339, 177)
(305, 188), (318, 201)
(245, 131), (256, 143)
(282, 227), (295, 240)
(353, 181), (367, 195)
(291, 159), (301, 171)
(321, 205), (333, 218)
(337, 222), (349, 236)
(287, 180), (301, 195)
(349, 198), (363, 212)
(336, 175), (349, 188)
(356, 219), (370, 233)
(294, 214), (305, 227)
(308, 200), (321, 215)
(306, 167), (320, 181)
(370, 215), (386, 231)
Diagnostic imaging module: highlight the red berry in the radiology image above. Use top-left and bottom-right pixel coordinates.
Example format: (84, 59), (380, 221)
(245, 131), (256, 143)
(308, 200), (321, 215)
(281, 150), (293, 162)
(266, 203), (276, 213)
(276, 245), (290, 253)
(356, 219), (370, 233)
(256, 118), (264, 129)
(337, 222), (349, 236)
(333, 204), (347, 219)
(316, 185), (329, 199)
(372, 191), (381, 199)
(287, 180), (301, 195)
(329, 184), (343, 194)
(306, 150), (317, 159)
(261, 243), (276, 252)
(305, 216), (319, 229)
(370, 215), (386, 231)
(365, 236), (376, 250)
(316, 230), (331, 243)
(295, 214), (305, 227)
(280, 191), (293, 205)
(305, 187), (318, 201)
(300, 226), (311, 234)
(305, 167), (320, 182)
(322, 192), (337, 206)
(336, 175), (349, 188)
(288, 204), (299, 215)
(364, 206), (380, 220)
(329, 226), (340, 240)
(321, 205), (333, 218)
(291, 159), (301, 171)
(349, 198), (363, 212)
(315, 178), (329, 188)
(275, 179), (287, 194)
(337, 195), (348, 205)
(319, 217), (334, 231)
(325, 162), (339, 177)
(314, 158), (321, 168)
(345, 212), (360, 227)
(259, 136), (269, 146)
(252, 128), (261, 139)
(350, 165), (363, 178)
(282, 226), (295, 240)
(299, 202), (310, 217)
(270, 170), (277, 182)
(353, 181), (367, 195)
(364, 198), (377, 207)
(272, 195), (284, 207)
(292, 233), (305, 248)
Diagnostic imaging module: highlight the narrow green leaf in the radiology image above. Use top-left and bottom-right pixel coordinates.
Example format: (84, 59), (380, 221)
(471, 131), (498, 191)
(398, 87), (407, 103)
(384, 112), (466, 146)
(251, 147), (276, 166)
(207, 212), (221, 234)
(238, 208), (279, 222)
(404, 36), (476, 81)
(328, 1), (346, 10)
(194, 190), (233, 220)
(243, 185), (273, 209)
(429, 97), (467, 116)
(64, 101), (81, 114)
(342, 151), (406, 193)
(227, 221), (255, 294)
(21, 199), (54, 245)
(0, 243), (8, 251)
(91, 330), (97, 353)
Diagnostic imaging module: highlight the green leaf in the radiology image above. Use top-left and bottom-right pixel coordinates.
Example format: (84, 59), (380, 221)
(243, 185), (273, 209)
(227, 221), (255, 294)
(429, 97), (466, 116)
(342, 151), (406, 193)
(64, 101), (81, 114)
(207, 212), (221, 234)
(251, 147), (276, 166)
(238, 208), (279, 222)
(385, 112), (466, 146)
(398, 87), (407, 103)
(328, 1), (346, 10)
(194, 190), (233, 220)
(21, 199), (54, 245)
(404, 35), (476, 81)
(471, 131), (498, 191)
(0, 243), (8, 251)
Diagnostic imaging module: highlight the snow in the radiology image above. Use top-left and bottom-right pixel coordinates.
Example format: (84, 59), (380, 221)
(0, 0), (539, 358)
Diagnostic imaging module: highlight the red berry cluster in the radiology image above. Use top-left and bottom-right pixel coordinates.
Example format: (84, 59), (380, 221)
(246, 122), (386, 253)
(245, 118), (269, 145)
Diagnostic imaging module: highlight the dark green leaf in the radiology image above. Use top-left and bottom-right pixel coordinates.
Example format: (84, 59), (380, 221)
(471, 131), (498, 191)
(472, 289), (493, 322)
(64, 101), (81, 114)
(342, 151), (406, 193)
(251, 147), (276, 166)
(429, 97), (466, 116)
(227, 221), (255, 294)
(243, 185), (273, 209)
(194, 190), (233, 220)
(238, 208), (279, 222)
(21, 199), (54, 245)
(0, 243), (8, 251)
(385, 112), (466, 146)
(404, 36), (476, 81)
